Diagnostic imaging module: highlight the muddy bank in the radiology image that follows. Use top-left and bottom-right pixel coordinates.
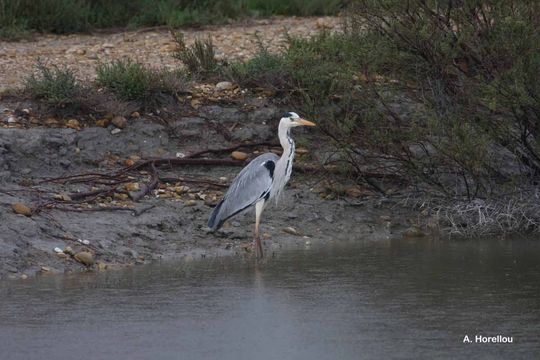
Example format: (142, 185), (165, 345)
(0, 101), (419, 280)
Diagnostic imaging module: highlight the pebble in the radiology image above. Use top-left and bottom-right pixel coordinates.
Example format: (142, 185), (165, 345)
(174, 186), (189, 194)
(215, 81), (234, 91)
(111, 128), (122, 135)
(111, 115), (128, 129)
(63, 246), (75, 256)
(283, 226), (301, 236)
(96, 118), (110, 127)
(125, 183), (140, 191)
(54, 247), (63, 253)
(6, 116), (17, 123)
(130, 111), (140, 118)
(185, 199), (197, 206)
(12, 203), (32, 216)
(66, 119), (80, 129)
(345, 186), (364, 198)
(231, 151), (248, 161)
(74, 251), (94, 266)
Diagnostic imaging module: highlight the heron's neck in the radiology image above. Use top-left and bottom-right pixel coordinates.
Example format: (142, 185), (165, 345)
(278, 123), (295, 162)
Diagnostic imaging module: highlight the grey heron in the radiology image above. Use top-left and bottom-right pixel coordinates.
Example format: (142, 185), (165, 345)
(208, 112), (315, 258)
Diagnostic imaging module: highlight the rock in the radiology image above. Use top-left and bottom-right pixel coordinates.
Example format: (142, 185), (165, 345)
(190, 99), (201, 109)
(95, 118), (110, 127)
(111, 116), (128, 129)
(174, 186), (189, 194)
(111, 128), (122, 135)
(125, 183), (140, 192)
(345, 186), (364, 198)
(53, 193), (72, 201)
(63, 246), (75, 256)
(204, 196), (219, 206)
(283, 226), (301, 236)
(20, 274), (28, 280)
(54, 247), (63, 253)
(113, 193), (129, 200)
(102, 43), (115, 49)
(130, 111), (140, 118)
(403, 226), (426, 238)
(6, 116), (17, 123)
(66, 119), (80, 129)
(215, 81), (234, 91)
(12, 203), (32, 216)
(231, 151), (248, 161)
(74, 251), (94, 266)
(185, 199), (197, 206)
(40, 266), (50, 272)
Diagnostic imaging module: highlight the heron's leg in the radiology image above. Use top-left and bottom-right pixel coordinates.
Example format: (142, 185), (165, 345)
(254, 200), (265, 259)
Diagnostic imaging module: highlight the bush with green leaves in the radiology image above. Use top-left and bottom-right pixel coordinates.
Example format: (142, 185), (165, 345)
(96, 59), (182, 105)
(234, 1), (540, 200)
(24, 62), (83, 107)
(171, 31), (219, 77)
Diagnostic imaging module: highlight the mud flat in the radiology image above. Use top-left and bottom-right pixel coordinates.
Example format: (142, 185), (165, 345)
(0, 100), (417, 280)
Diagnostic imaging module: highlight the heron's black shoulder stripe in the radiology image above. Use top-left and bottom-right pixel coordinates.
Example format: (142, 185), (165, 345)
(283, 112), (292, 118)
(264, 160), (275, 179)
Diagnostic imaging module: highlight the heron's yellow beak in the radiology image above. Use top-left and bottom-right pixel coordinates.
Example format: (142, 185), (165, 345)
(296, 118), (316, 126)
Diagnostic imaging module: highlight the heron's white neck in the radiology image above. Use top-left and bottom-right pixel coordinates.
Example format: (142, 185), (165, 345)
(278, 121), (295, 157)
(272, 121), (295, 202)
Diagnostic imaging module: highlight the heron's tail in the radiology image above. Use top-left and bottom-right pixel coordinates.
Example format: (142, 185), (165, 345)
(207, 199), (225, 231)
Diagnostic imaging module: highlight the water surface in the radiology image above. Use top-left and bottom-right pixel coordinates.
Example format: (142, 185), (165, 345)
(1, 237), (539, 359)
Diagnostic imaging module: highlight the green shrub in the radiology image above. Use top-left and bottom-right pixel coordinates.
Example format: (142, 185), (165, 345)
(234, 1), (540, 199)
(96, 59), (182, 104)
(24, 61), (83, 107)
(171, 31), (219, 77)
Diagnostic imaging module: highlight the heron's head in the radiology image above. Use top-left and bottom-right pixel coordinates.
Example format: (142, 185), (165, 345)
(281, 112), (316, 128)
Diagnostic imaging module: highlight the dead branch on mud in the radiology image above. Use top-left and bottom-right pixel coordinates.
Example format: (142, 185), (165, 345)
(20, 141), (397, 214)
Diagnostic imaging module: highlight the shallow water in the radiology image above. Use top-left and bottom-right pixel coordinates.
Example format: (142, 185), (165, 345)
(1, 237), (539, 360)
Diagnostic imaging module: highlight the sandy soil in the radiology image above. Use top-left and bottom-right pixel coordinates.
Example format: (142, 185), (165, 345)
(0, 17), (339, 92)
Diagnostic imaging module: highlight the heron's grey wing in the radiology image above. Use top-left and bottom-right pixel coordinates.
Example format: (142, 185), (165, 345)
(208, 153), (279, 230)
